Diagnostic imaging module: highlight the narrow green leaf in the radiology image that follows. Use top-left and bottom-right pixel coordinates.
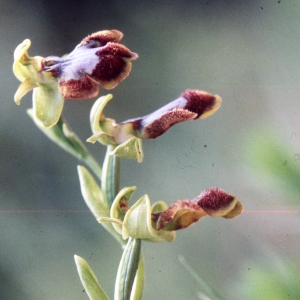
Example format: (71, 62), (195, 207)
(77, 165), (108, 218)
(74, 255), (109, 300)
(115, 238), (141, 300)
(78, 165), (125, 245)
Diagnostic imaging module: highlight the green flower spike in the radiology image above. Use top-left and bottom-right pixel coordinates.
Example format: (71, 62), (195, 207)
(13, 39), (64, 128)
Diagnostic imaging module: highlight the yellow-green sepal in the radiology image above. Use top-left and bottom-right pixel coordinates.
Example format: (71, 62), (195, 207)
(122, 195), (175, 242)
(111, 137), (144, 163)
(32, 81), (64, 128)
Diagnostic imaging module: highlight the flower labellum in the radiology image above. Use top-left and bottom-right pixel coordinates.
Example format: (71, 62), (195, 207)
(196, 188), (243, 218)
(43, 30), (138, 99)
(113, 89), (222, 142)
(154, 188), (242, 231)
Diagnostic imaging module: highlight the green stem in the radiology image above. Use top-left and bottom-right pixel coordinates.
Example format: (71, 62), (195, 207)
(130, 252), (145, 300)
(115, 238), (142, 300)
(28, 110), (102, 181)
(82, 154), (102, 182)
(101, 145), (120, 206)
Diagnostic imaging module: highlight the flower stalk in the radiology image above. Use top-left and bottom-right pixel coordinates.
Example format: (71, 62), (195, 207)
(101, 146), (121, 206)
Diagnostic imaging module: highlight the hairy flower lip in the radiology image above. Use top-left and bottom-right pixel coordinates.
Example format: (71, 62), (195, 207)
(118, 90), (222, 140)
(154, 199), (206, 231)
(42, 30), (138, 100)
(153, 188), (242, 231)
(196, 188), (242, 218)
(181, 90), (222, 119)
(87, 90), (221, 149)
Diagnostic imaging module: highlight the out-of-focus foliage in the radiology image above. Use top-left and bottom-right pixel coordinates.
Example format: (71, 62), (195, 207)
(244, 130), (300, 299)
(240, 258), (300, 300)
(246, 130), (300, 200)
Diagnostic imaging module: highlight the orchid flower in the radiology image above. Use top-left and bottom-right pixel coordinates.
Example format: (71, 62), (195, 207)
(87, 90), (222, 162)
(153, 188), (243, 231)
(43, 30), (138, 99)
(13, 30), (138, 127)
(96, 185), (242, 241)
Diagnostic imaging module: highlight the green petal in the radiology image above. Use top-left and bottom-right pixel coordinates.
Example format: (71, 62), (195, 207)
(97, 217), (123, 226)
(32, 83), (64, 128)
(87, 131), (116, 145)
(13, 39), (31, 82)
(14, 39), (31, 62)
(13, 60), (34, 83)
(111, 138), (144, 163)
(14, 78), (38, 105)
(110, 186), (137, 234)
(74, 255), (110, 300)
(88, 94), (118, 145)
(13, 40), (44, 84)
(90, 94), (113, 134)
(152, 201), (169, 213)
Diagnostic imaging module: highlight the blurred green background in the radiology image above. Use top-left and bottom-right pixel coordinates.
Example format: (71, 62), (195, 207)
(1, 1), (300, 299)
